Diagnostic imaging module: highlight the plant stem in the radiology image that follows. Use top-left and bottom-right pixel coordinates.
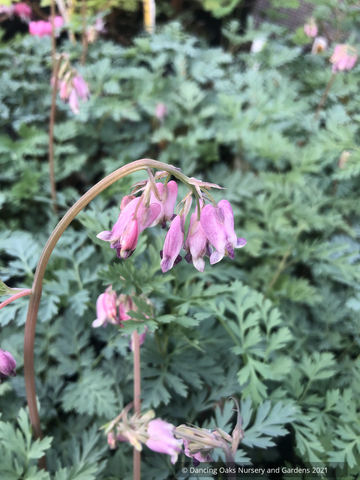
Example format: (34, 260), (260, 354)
(267, 247), (292, 291)
(132, 331), (141, 480)
(314, 72), (336, 121)
(80, 0), (88, 65)
(23, 159), (193, 467)
(0, 289), (32, 310)
(49, 0), (59, 215)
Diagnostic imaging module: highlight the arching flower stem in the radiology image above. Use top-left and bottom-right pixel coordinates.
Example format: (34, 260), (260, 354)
(23, 159), (202, 471)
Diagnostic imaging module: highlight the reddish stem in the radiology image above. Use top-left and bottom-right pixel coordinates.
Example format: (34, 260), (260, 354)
(0, 289), (32, 310)
(132, 330), (141, 480)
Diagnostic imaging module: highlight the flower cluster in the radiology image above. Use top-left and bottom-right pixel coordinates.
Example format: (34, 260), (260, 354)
(0, 348), (16, 382)
(52, 57), (90, 115)
(0, 2), (31, 21)
(97, 172), (246, 273)
(104, 399), (244, 466)
(29, 16), (63, 37)
(330, 44), (357, 73)
(104, 406), (182, 464)
(92, 287), (147, 347)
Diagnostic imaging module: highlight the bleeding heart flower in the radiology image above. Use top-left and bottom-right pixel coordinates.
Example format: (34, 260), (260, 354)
(160, 214), (184, 273)
(92, 286), (118, 328)
(0, 348), (16, 380)
(200, 200), (246, 265)
(184, 203), (212, 272)
(146, 419), (183, 464)
(330, 44), (357, 73)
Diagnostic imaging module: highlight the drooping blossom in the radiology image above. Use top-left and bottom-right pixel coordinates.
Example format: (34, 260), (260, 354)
(200, 200), (246, 265)
(304, 18), (318, 38)
(29, 16), (63, 37)
(118, 294), (134, 322)
(14, 3), (32, 21)
(73, 75), (90, 101)
(54, 73), (90, 115)
(184, 203), (212, 272)
(69, 88), (79, 115)
(0, 5), (15, 15)
(92, 286), (118, 328)
(0, 348), (16, 380)
(86, 17), (106, 43)
(311, 36), (327, 55)
(183, 438), (213, 466)
(330, 44), (357, 73)
(97, 196), (161, 259)
(160, 214), (185, 273)
(146, 419), (183, 465)
(155, 103), (168, 122)
(148, 181), (178, 228)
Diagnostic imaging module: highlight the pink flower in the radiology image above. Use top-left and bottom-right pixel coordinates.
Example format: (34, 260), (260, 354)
(0, 5), (15, 15)
(119, 218), (139, 259)
(14, 3), (32, 21)
(59, 81), (70, 100)
(0, 349), (16, 380)
(73, 75), (90, 101)
(155, 103), (168, 121)
(53, 15), (63, 29)
(92, 286), (118, 328)
(183, 438), (213, 466)
(148, 181), (178, 228)
(118, 295), (134, 322)
(68, 89), (79, 115)
(97, 197), (161, 259)
(200, 200), (246, 265)
(120, 195), (136, 211)
(146, 419), (183, 464)
(184, 204), (212, 272)
(304, 19), (317, 38)
(160, 214), (185, 272)
(29, 16), (62, 37)
(29, 21), (50, 37)
(330, 44), (357, 73)
(107, 431), (127, 449)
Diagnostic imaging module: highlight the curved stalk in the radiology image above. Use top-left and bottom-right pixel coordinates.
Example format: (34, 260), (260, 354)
(0, 289), (32, 310)
(24, 159), (199, 453)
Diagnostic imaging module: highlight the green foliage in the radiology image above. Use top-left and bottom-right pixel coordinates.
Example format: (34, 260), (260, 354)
(1, 7), (360, 479)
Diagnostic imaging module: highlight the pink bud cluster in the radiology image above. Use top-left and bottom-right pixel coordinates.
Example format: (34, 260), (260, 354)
(97, 176), (246, 273)
(330, 44), (357, 73)
(53, 73), (90, 115)
(92, 287), (147, 347)
(304, 18), (318, 38)
(86, 17), (106, 43)
(29, 16), (63, 37)
(107, 412), (182, 465)
(0, 348), (16, 381)
(0, 2), (31, 21)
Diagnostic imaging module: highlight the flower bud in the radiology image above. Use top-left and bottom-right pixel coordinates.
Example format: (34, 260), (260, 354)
(0, 348), (16, 380)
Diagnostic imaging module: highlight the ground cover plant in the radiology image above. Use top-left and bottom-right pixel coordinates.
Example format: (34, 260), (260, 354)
(1, 1), (360, 479)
